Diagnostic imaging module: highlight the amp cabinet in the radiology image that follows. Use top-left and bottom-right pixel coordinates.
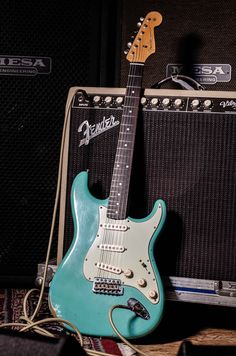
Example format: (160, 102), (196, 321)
(52, 87), (236, 307)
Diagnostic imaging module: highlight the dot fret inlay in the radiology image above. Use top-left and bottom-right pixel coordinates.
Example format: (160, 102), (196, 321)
(107, 63), (144, 220)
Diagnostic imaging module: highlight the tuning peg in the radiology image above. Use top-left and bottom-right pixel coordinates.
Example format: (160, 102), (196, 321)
(127, 42), (132, 48)
(124, 50), (128, 55)
(140, 17), (144, 22)
(137, 22), (142, 28)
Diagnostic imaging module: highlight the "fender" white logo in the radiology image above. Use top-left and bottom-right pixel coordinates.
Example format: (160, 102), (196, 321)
(78, 115), (120, 146)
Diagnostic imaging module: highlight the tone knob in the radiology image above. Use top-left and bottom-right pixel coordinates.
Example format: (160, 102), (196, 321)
(141, 97), (147, 105)
(115, 96), (123, 105)
(104, 96), (112, 105)
(174, 98), (183, 108)
(191, 99), (200, 109)
(150, 97), (159, 106)
(124, 269), (133, 278)
(148, 290), (158, 299)
(203, 99), (212, 109)
(137, 278), (147, 287)
(93, 95), (101, 104)
(162, 98), (171, 107)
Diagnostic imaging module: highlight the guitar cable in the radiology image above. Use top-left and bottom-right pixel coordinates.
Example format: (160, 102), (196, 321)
(0, 87), (149, 356)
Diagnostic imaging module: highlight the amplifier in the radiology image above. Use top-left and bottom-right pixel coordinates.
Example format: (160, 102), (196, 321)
(52, 87), (236, 307)
(120, 0), (236, 90)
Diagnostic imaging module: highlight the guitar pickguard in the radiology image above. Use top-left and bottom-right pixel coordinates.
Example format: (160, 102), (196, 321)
(83, 205), (163, 304)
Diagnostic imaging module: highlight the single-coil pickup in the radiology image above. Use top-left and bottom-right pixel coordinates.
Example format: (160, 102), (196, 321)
(96, 262), (122, 274)
(98, 244), (125, 252)
(100, 223), (128, 231)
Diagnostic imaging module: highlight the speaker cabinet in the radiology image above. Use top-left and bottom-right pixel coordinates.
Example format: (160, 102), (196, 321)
(0, 1), (108, 285)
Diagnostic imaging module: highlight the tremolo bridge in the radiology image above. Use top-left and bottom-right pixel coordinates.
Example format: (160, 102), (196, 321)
(92, 277), (124, 295)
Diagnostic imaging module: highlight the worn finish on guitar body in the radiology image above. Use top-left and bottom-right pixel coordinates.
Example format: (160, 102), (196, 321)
(49, 11), (165, 338)
(49, 172), (166, 338)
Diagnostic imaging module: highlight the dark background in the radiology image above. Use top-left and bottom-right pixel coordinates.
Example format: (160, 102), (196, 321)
(0, 0), (235, 285)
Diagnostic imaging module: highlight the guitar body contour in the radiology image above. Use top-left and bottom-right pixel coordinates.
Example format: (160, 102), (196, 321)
(49, 171), (166, 338)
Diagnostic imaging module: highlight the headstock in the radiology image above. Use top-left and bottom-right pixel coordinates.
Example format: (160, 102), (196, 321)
(126, 11), (162, 63)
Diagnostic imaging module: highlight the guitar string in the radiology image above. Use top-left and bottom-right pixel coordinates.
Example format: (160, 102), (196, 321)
(98, 61), (143, 284)
(118, 60), (143, 278)
(109, 61), (137, 281)
(97, 61), (137, 280)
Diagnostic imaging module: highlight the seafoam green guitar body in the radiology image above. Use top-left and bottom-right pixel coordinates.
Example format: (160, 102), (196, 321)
(49, 172), (166, 338)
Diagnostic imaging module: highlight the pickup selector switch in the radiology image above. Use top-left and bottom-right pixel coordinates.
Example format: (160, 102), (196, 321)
(203, 99), (212, 109)
(191, 99), (200, 109)
(151, 97), (159, 106)
(162, 98), (171, 107)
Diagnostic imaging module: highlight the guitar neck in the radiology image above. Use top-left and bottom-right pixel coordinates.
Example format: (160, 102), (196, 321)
(107, 63), (144, 220)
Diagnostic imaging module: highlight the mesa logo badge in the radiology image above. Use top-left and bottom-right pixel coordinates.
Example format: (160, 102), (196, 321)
(0, 55), (51, 76)
(166, 64), (231, 85)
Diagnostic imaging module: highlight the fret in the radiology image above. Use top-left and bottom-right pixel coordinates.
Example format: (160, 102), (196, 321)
(107, 63), (143, 219)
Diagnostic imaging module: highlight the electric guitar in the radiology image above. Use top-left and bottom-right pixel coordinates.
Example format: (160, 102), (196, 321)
(49, 11), (166, 338)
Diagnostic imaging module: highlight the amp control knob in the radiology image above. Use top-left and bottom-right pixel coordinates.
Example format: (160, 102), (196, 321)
(104, 96), (112, 105)
(174, 98), (183, 108)
(116, 96), (124, 105)
(191, 99), (200, 109)
(162, 98), (171, 107)
(141, 97), (147, 105)
(203, 99), (212, 109)
(93, 95), (101, 104)
(150, 98), (159, 106)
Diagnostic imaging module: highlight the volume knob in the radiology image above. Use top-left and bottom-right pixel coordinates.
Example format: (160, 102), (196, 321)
(124, 269), (133, 278)
(148, 290), (158, 299)
(137, 278), (147, 287)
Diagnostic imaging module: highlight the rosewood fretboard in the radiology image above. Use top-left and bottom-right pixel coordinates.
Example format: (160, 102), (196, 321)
(107, 63), (144, 220)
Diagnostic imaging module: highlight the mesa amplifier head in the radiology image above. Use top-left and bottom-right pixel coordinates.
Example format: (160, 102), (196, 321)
(58, 87), (236, 289)
(120, 0), (236, 90)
